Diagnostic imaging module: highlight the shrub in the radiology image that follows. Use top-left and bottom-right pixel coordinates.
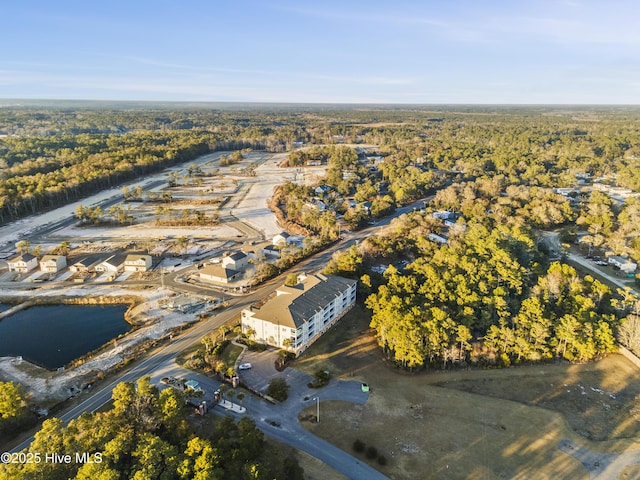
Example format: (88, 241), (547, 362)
(267, 378), (290, 402)
(307, 369), (331, 388)
(366, 446), (378, 459)
(352, 439), (365, 453)
(211, 340), (230, 357)
(377, 455), (387, 466)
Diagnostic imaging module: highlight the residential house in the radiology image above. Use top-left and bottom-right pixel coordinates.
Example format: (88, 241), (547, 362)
(200, 264), (242, 284)
(428, 233), (448, 244)
(315, 185), (332, 195)
(608, 256), (638, 274)
(124, 254), (153, 272)
(260, 245), (282, 259)
(39, 255), (67, 273)
(221, 251), (250, 271)
(360, 201), (372, 214)
(272, 232), (292, 247)
(95, 254), (127, 273)
(241, 273), (357, 356)
(7, 253), (38, 273)
(432, 211), (456, 221)
(304, 199), (327, 212)
(69, 254), (106, 273)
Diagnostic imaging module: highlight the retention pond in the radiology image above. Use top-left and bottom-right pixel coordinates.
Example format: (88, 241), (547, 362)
(0, 304), (130, 369)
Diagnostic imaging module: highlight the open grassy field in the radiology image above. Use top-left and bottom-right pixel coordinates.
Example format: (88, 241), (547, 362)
(294, 305), (640, 479)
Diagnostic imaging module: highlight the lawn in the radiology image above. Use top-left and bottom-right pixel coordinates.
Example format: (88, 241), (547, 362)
(294, 305), (640, 480)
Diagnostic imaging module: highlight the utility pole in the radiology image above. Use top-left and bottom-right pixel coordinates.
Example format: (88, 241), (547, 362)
(313, 396), (319, 422)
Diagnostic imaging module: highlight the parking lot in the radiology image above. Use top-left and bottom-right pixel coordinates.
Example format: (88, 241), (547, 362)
(237, 347), (313, 395)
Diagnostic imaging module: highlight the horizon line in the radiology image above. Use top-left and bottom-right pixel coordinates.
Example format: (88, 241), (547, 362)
(2, 98), (640, 108)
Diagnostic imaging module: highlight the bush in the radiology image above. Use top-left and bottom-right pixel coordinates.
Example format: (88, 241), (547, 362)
(211, 340), (230, 357)
(352, 439), (365, 453)
(237, 337), (267, 352)
(307, 369), (331, 388)
(267, 378), (290, 402)
(377, 455), (387, 466)
(366, 446), (378, 459)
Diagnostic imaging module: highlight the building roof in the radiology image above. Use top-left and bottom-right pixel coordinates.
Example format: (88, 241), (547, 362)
(72, 254), (108, 268)
(102, 253), (128, 266)
(609, 255), (634, 264)
(201, 264), (240, 280)
(125, 253), (151, 263)
(274, 231), (290, 239)
(226, 251), (248, 261)
(40, 255), (65, 262)
(251, 274), (356, 328)
(9, 253), (36, 263)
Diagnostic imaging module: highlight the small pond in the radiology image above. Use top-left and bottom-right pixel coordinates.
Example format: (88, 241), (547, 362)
(0, 304), (130, 369)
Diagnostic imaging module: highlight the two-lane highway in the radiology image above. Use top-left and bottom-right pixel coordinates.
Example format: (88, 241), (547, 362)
(8, 196), (431, 478)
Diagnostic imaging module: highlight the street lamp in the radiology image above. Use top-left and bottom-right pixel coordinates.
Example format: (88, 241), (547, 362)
(312, 397), (319, 422)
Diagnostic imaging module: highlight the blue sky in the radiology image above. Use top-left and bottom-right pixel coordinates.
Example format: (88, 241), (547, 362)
(2, 0), (639, 103)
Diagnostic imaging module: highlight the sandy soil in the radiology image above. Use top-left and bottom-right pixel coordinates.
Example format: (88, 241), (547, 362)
(228, 152), (326, 238)
(1, 150), (326, 255)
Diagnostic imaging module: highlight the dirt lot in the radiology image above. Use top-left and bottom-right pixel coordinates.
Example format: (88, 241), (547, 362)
(293, 306), (640, 480)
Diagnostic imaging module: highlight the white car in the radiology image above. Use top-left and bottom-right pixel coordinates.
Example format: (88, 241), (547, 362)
(238, 363), (252, 370)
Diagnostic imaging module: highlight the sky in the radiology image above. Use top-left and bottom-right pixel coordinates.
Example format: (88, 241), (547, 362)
(1, 0), (640, 104)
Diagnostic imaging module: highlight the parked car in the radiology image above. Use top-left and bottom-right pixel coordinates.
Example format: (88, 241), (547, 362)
(238, 363), (252, 370)
(595, 261), (608, 266)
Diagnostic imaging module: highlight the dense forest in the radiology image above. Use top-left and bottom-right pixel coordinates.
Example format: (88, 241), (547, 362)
(0, 377), (303, 480)
(324, 202), (635, 368)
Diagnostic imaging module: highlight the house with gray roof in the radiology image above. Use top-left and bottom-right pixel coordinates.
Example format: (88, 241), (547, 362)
(7, 253), (38, 273)
(241, 273), (357, 355)
(95, 254), (127, 273)
(69, 254), (108, 273)
(124, 254), (152, 272)
(221, 251), (250, 271)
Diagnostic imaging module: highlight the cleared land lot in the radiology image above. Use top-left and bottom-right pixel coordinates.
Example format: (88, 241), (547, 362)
(295, 306), (640, 480)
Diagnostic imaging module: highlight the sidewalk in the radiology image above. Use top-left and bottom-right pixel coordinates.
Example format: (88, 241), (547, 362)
(216, 398), (246, 414)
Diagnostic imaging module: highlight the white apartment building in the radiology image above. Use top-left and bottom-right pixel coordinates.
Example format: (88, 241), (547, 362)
(241, 273), (357, 356)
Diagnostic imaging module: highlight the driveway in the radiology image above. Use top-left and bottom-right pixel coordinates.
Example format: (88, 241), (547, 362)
(238, 347), (316, 394)
(229, 346), (383, 479)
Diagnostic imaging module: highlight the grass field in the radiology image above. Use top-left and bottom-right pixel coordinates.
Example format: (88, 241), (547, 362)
(293, 305), (640, 479)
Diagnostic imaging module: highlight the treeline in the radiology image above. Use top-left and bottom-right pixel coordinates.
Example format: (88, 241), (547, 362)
(0, 377), (303, 480)
(0, 131), (210, 223)
(0, 131), (274, 224)
(281, 146), (332, 166)
(3, 105), (640, 226)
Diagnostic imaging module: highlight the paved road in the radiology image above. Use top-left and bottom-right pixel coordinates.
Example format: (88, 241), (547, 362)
(222, 347), (386, 480)
(558, 439), (640, 480)
(540, 231), (637, 294)
(5, 164), (432, 476)
(7, 204), (410, 478)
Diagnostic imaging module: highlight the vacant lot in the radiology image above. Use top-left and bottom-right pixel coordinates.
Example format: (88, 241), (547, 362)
(294, 306), (640, 479)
